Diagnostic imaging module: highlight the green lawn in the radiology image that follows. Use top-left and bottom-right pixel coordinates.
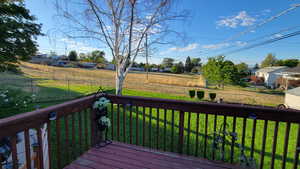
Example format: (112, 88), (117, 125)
(41, 82), (298, 169)
(0, 75), (298, 169)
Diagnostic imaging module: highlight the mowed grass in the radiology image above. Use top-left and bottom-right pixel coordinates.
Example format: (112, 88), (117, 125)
(20, 62), (284, 106)
(0, 67), (296, 169)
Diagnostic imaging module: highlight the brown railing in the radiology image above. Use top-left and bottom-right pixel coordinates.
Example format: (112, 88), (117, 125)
(0, 94), (300, 169)
(105, 94), (300, 169)
(0, 94), (99, 169)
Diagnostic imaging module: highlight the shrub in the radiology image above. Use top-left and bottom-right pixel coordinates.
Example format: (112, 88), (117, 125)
(0, 88), (35, 119)
(196, 91), (205, 100)
(189, 90), (195, 98)
(209, 93), (216, 101)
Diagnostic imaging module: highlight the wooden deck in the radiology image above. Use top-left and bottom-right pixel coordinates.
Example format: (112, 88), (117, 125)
(64, 142), (240, 169)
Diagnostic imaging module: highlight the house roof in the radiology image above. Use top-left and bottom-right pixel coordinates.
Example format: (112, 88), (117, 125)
(283, 67), (300, 73)
(256, 66), (287, 73)
(286, 87), (300, 96)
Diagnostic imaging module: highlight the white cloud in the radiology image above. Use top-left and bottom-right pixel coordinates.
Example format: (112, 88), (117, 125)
(201, 43), (230, 50)
(235, 41), (247, 47)
(217, 11), (256, 28)
(60, 38), (99, 53)
(169, 43), (198, 52)
(272, 33), (283, 39)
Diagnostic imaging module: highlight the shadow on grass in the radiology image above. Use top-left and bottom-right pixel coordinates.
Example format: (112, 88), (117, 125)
(106, 105), (298, 169)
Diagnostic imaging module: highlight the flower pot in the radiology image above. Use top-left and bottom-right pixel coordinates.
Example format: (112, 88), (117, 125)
(196, 91), (205, 100)
(98, 123), (107, 131)
(209, 93), (216, 101)
(189, 90), (195, 98)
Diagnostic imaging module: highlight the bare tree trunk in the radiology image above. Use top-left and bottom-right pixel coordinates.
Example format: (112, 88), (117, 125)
(116, 66), (125, 95)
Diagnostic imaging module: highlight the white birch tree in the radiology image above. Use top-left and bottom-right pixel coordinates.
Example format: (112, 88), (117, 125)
(55, 0), (187, 95)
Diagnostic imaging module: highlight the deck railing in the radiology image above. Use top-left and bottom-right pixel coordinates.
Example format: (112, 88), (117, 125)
(0, 94), (300, 169)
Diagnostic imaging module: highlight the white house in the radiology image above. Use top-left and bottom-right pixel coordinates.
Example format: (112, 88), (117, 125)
(285, 87), (300, 110)
(255, 66), (287, 88)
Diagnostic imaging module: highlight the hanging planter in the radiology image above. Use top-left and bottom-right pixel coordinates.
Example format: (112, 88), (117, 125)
(98, 116), (111, 131)
(93, 96), (112, 147)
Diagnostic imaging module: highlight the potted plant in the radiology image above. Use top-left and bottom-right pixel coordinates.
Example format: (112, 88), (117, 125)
(93, 97), (111, 133)
(98, 116), (111, 131)
(196, 91), (205, 100)
(209, 93), (217, 101)
(189, 90), (195, 98)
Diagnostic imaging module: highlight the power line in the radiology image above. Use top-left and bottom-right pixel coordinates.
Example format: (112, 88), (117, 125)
(224, 4), (300, 43)
(220, 30), (300, 55)
(195, 4), (300, 57)
(199, 25), (300, 56)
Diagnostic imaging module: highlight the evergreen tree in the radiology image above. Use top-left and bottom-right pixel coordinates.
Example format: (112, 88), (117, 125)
(68, 50), (78, 61)
(184, 56), (193, 72)
(0, 1), (42, 72)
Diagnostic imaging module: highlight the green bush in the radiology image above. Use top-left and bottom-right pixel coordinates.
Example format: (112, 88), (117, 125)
(0, 88), (35, 118)
(189, 90), (195, 98)
(209, 93), (216, 101)
(196, 91), (205, 100)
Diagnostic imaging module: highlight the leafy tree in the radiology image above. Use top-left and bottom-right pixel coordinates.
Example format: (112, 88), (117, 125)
(171, 62), (184, 74)
(222, 60), (239, 84)
(202, 56), (239, 88)
(235, 62), (249, 77)
(90, 50), (105, 63)
(49, 51), (57, 58)
(185, 56), (193, 72)
(68, 50), (78, 61)
(162, 58), (174, 68)
(276, 59), (299, 67)
(0, 1), (42, 72)
(79, 53), (86, 59)
(191, 58), (201, 67)
(261, 53), (277, 68)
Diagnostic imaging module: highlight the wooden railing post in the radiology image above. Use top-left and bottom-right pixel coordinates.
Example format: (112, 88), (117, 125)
(90, 108), (98, 146)
(178, 111), (185, 154)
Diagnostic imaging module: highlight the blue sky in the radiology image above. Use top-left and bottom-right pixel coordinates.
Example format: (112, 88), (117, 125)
(25, 0), (300, 65)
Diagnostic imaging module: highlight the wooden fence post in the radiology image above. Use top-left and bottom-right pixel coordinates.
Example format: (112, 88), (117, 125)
(178, 111), (185, 154)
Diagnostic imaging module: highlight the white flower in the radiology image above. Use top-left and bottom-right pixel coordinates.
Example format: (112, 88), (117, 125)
(93, 97), (110, 110)
(0, 94), (6, 97)
(4, 99), (8, 102)
(98, 116), (111, 127)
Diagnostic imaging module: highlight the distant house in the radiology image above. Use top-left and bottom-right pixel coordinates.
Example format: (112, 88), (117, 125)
(78, 62), (97, 68)
(30, 54), (52, 65)
(105, 63), (115, 70)
(255, 66), (287, 88)
(276, 67), (300, 89)
(130, 67), (144, 71)
(52, 60), (70, 67)
(150, 68), (159, 72)
(285, 87), (300, 110)
(162, 67), (172, 73)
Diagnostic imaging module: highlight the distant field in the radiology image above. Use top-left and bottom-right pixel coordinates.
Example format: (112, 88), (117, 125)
(16, 62), (284, 106)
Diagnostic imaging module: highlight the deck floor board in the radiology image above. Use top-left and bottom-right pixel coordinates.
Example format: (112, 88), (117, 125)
(64, 142), (241, 169)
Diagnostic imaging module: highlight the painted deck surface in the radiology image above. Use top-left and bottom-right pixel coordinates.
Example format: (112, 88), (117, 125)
(64, 142), (241, 169)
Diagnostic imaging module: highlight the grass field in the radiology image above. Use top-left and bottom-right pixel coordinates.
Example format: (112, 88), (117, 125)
(0, 63), (297, 169)
(19, 62), (284, 106)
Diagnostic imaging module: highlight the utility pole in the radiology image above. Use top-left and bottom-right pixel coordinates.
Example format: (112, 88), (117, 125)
(145, 33), (149, 80)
